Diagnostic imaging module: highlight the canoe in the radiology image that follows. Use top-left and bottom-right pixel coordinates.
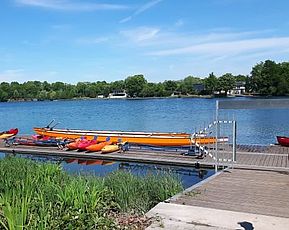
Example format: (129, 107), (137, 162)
(34, 127), (221, 147)
(35, 127), (188, 137)
(277, 136), (289, 147)
(101, 144), (119, 154)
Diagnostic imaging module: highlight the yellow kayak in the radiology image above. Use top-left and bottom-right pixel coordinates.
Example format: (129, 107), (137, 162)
(0, 133), (14, 139)
(101, 145), (119, 154)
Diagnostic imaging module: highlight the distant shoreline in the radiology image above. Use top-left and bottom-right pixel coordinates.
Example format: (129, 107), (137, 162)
(3, 94), (282, 103)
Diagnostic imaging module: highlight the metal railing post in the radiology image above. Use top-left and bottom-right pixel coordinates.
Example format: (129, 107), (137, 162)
(215, 100), (219, 172)
(232, 120), (237, 162)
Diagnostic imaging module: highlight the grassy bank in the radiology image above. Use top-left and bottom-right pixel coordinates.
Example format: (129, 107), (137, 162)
(0, 157), (183, 229)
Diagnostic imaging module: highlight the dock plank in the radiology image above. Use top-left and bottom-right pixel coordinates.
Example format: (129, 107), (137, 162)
(171, 169), (289, 218)
(1, 142), (289, 170)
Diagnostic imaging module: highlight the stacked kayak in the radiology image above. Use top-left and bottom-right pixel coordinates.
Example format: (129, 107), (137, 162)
(14, 135), (72, 147)
(86, 137), (112, 152)
(101, 144), (120, 154)
(75, 136), (98, 151)
(0, 128), (18, 139)
(34, 127), (222, 147)
(66, 136), (120, 153)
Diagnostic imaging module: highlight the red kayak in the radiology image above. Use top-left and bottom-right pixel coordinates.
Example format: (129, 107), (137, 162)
(66, 137), (87, 150)
(77, 136), (98, 151)
(0, 128), (18, 136)
(277, 136), (289, 147)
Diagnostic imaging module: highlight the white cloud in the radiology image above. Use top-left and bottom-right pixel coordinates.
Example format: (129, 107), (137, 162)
(148, 37), (289, 57)
(119, 0), (162, 23)
(119, 28), (269, 48)
(120, 27), (160, 43)
(15, 0), (129, 11)
(0, 69), (25, 82)
(0, 69), (64, 83)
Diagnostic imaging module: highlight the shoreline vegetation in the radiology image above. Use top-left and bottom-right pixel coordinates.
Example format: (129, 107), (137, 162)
(6, 94), (216, 102)
(1, 59), (289, 102)
(0, 157), (183, 229)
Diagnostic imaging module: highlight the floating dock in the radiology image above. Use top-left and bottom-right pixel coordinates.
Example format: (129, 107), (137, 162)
(0, 142), (288, 170)
(147, 168), (289, 229)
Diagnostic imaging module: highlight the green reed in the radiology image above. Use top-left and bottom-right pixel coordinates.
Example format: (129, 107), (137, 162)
(0, 156), (183, 229)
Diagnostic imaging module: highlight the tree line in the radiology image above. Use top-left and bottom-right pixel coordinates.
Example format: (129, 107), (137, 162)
(0, 60), (288, 102)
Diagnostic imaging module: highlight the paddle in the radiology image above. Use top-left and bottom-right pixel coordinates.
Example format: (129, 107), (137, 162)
(45, 119), (55, 128)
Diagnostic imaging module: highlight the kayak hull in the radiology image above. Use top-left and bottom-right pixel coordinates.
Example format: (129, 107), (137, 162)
(86, 142), (108, 152)
(277, 136), (289, 147)
(34, 127), (219, 147)
(101, 145), (119, 154)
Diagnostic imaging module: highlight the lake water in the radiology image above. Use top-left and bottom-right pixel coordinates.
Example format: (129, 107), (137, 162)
(1, 97), (289, 144)
(0, 152), (213, 188)
(1, 97), (289, 188)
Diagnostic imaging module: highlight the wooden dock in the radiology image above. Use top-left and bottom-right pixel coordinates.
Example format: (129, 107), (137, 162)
(0, 142), (288, 170)
(0, 143), (210, 168)
(170, 168), (289, 218)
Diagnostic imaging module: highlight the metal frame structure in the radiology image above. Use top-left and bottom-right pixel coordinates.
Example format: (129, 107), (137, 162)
(215, 98), (289, 171)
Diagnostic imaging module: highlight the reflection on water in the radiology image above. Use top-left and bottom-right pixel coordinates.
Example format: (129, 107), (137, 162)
(64, 158), (115, 166)
(118, 162), (212, 188)
(0, 153), (214, 189)
(61, 157), (214, 188)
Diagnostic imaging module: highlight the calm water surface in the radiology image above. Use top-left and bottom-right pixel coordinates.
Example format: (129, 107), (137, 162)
(1, 97), (289, 144)
(1, 98), (289, 188)
(0, 152), (213, 188)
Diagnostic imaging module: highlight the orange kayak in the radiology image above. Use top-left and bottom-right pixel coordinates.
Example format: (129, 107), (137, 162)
(34, 127), (222, 147)
(86, 138), (112, 152)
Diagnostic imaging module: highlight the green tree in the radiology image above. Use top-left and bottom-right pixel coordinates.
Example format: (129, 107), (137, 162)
(204, 72), (218, 94)
(175, 76), (201, 95)
(110, 80), (125, 91)
(234, 74), (247, 82)
(0, 88), (8, 102)
(249, 60), (280, 95)
(124, 75), (147, 97)
(22, 81), (38, 99)
(163, 80), (178, 95)
(278, 62), (289, 95)
(217, 73), (236, 95)
(140, 83), (157, 97)
(37, 90), (48, 100)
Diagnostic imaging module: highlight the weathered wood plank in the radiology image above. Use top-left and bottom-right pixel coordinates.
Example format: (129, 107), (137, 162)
(1, 142), (289, 170)
(171, 169), (289, 218)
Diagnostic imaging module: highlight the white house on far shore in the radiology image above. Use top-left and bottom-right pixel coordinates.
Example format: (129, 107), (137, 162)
(228, 81), (246, 95)
(108, 90), (127, 99)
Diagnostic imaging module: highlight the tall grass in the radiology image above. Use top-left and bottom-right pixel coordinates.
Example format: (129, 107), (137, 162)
(0, 156), (183, 229)
(104, 171), (182, 213)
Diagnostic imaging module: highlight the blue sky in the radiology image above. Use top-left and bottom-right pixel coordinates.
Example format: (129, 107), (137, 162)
(0, 0), (289, 83)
